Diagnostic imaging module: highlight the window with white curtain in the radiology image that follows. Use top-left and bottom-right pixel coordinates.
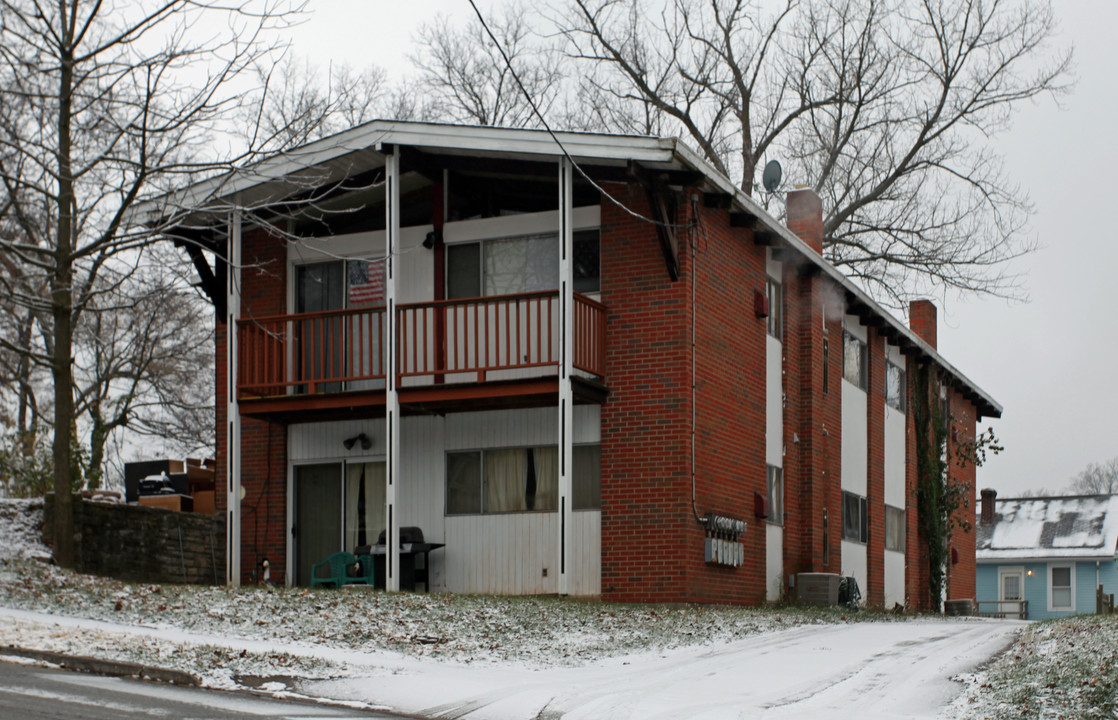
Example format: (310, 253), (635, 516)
(766, 465), (783, 526)
(446, 230), (601, 299)
(445, 445), (601, 514)
(843, 331), (868, 390)
(886, 361), (906, 412)
(885, 505), (905, 552)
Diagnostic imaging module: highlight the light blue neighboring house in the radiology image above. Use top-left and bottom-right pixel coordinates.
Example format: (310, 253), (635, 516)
(976, 491), (1118, 620)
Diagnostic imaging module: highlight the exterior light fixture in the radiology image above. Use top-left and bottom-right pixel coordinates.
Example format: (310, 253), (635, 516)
(343, 433), (372, 450)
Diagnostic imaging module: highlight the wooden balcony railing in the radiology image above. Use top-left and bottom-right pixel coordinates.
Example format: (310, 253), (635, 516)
(236, 291), (606, 399)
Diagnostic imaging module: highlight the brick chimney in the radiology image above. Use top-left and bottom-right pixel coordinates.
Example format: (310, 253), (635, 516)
(909, 299), (937, 350)
(980, 488), (997, 526)
(786, 188), (823, 255)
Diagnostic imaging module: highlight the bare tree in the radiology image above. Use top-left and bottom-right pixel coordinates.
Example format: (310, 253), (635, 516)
(241, 56), (416, 155)
(555, 0), (1071, 303)
(412, 4), (565, 128)
(73, 245), (215, 489)
(1068, 458), (1118, 496)
(0, 0), (300, 568)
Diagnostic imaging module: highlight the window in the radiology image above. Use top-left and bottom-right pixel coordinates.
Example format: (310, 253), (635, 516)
(886, 361), (906, 412)
(446, 445), (601, 514)
(766, 278), (782, 340)
(1050, 564), (1074, 611)
(1001, 571), (1022, 601)
(446, 451), (482, 514)
(885, 505), (905, 552)
(572, 444), (601, 511)
(842, 491), (868, 543)
(446, 230), (600, 299)
(767, 466), (784, 526)
(843, 331), (867, 390)
(822, 338), (830, 395)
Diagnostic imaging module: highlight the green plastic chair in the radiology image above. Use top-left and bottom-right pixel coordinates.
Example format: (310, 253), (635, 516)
(355, 554), (378, 586)
(310, 551), (359, 588)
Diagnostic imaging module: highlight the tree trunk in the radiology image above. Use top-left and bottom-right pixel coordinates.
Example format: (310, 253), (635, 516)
(87, 413), (106, 491)
(51, 15), (76, 570)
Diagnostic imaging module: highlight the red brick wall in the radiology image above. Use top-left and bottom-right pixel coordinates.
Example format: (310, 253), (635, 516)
(902, 368), (981, 611)
(786, 190), (824, 255)
(690, 196), (769, 604)
(782, 257), (843, 581)
(208, 188), (985, 605)
(599, 187), (769, 604)
(865, 327), (887, 607)
(904, 359), (925, 609)
(946, 389), (978, 601)
(214, 226), (289, 585)
(909, 300), (937, 350)
(598, 184), (694, 602)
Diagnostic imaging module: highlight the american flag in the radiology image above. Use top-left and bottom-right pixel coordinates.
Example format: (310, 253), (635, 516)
(348, 259), (385, 305)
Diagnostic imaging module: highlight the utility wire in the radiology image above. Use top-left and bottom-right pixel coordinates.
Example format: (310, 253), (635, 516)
(464, 0), (695, 231)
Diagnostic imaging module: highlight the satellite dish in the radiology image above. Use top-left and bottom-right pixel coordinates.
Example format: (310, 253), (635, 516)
(762, 160), (782, 193)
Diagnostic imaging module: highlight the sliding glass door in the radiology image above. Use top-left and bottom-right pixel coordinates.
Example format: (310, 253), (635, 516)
(293, 460), (386, 586)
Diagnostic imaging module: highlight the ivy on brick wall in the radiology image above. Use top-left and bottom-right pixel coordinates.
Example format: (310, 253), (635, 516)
(912, 363), (953, 612)
(913, 364), (1002, 612)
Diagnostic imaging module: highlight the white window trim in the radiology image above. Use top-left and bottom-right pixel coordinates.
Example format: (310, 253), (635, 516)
(998, 566), (1025, 602)
(1048, 562), (1076, 612)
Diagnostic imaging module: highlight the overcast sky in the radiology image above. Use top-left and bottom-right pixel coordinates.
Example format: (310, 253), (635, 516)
(286, 1), (1116, 498)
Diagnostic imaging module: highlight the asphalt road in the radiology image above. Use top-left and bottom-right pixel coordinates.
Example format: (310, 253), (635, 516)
(0, 661), (397, 720)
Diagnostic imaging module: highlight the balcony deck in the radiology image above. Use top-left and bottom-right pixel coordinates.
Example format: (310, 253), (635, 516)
(235, 291), (607, 422)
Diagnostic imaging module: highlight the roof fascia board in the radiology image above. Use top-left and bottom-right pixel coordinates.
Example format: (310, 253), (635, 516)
(372, 122), (676, 163)
(134, 121), (676, 224)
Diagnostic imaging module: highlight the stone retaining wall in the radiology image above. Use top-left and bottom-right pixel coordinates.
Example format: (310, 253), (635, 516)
(44, 495), (225, 585)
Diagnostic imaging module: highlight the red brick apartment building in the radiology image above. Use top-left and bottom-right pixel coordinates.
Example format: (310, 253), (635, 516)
(147, 121), (999, 609)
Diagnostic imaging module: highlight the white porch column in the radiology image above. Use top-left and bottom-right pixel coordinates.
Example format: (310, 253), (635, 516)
(557, 158), (574, 595)
(226, 207), (242, 587)
(385, 147), (401, 592)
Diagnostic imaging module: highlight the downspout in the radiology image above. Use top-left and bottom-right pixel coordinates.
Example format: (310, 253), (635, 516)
(689, 196), (702, 524)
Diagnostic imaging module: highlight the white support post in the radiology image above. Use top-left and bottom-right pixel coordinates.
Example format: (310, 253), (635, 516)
(385, 147), (401, 592)
(557, 158), (574, 596)
(226, 208), (242, 587)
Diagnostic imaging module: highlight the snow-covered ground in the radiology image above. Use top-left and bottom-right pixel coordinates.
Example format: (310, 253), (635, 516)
(0, 499), (1050, 719)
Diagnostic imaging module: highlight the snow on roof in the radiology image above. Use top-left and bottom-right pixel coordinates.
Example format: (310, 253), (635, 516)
(976, 494), (1118, 561)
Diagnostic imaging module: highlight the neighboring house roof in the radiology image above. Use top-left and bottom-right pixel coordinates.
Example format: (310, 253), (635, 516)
(136, 120), (1001, 418)
(976, 495), (1118, 561)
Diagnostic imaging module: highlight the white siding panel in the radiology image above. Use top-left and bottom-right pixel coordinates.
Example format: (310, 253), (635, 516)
(766, 335), (783, 467)
(841, 381), (868, 495)
(570, 511), (602, 596)
(886, 343), (904, 367)
(445, 513), (559, 595)
(288, 420), (386, 462)
(766, 523), (783, 602)
(444, 206), (600, 245)
(841, 539), (868, 601)
(844, 314), (868, 342)
(288, 406), (601, 595)
(884, 406), (906, 509)
(884, 549), (905, 608)
(445, 406), (599, 449)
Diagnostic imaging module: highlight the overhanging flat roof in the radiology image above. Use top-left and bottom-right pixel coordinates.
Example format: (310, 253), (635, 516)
(141, 120), (1002, 418)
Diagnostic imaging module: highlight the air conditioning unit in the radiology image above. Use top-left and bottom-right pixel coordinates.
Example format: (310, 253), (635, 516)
(794, 572), (841, 606)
